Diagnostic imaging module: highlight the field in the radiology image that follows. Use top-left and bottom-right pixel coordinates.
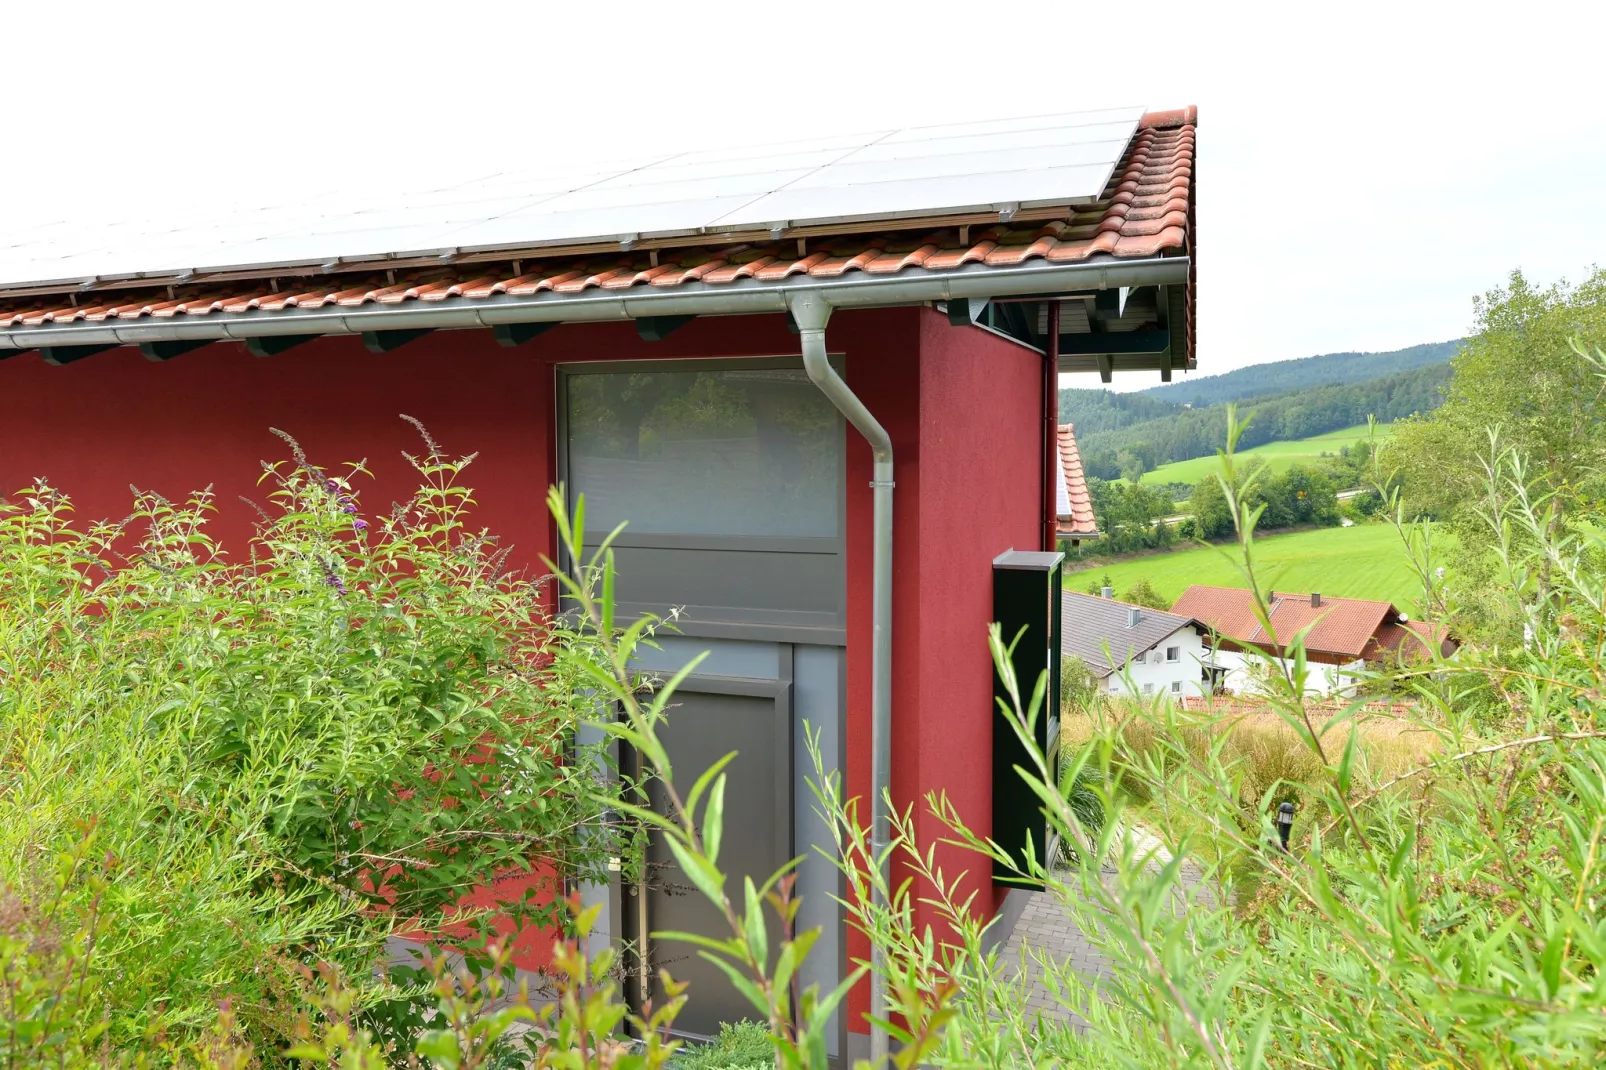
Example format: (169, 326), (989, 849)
(1065, 521), (1444, 608)
(1134, 423), (1393, 488)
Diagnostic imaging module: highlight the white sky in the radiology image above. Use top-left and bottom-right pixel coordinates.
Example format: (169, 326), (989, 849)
(3, 0), (1602, 388)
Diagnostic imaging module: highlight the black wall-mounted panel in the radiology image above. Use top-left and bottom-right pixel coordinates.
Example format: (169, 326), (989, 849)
(992, 549), (1063, 882)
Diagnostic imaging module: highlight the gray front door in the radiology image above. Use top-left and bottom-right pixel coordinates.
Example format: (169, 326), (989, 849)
(560, 358), (846, 1050)
(645, 685), (792, 1036)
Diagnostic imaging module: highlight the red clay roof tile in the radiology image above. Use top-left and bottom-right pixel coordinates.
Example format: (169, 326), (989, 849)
(0, 110), (1196, 344)
(1056, 424), (1099, 539)
(1171, 586), (1426, 663)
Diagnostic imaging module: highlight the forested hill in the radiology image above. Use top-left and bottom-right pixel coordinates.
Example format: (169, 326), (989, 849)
(1141, 339), (1463, 407)
(1072, 361), (1451, 481)
(1049, 389), (1179, 435)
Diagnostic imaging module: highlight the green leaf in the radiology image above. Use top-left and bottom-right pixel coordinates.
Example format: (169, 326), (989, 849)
(1540, 924), (1570, 1000)
(651, 928), (745, 956)
(414, 1030), (461, 1068)
(571, 494), (587, 553)
(605, 796), (680, 835)
(665, 834), (726, 906)
(704, 773), (727, 865)
(743, 875), (769, 966)
(698, 950), (773, 1017)
(774, 927), (820, 997)
(600, 548), (616, 639)
(686, 751), (738, 823)
(809, 964), (870, 1036)
(1336, 723), (1358, 796)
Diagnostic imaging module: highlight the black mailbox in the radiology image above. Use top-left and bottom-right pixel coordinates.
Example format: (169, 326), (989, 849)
(991, 549), (1063, 881)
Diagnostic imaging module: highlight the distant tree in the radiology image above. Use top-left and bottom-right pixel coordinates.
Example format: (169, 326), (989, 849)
(1387, 268), (1606, 525)
(1091, 481), (1177, 554)
(1059, 654), (1103, 715)
(1120, 579), (1169, 610)
(1084, 572), (1114, 596)
(1385, 269), (1606, 636)
(1117, 449), (1148, 483)
(1260, 465), (1340, 529)
(1188, 476), (1235, 540)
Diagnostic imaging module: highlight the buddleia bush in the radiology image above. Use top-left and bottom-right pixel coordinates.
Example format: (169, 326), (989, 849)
(0, 420), (621, 1059)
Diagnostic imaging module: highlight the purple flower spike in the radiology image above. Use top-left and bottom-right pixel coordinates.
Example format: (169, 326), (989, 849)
(326, 479), (339, 492)
(343, 503), (358, 514)
(353, 519), (369, 532)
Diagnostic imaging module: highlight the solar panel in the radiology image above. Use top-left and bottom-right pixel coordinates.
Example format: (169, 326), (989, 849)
(0, 105), (1144, 291)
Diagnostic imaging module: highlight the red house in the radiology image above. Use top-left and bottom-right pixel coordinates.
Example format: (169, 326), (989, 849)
(1172, 585), (1455, 696)
(0, 106), (1196, 1059)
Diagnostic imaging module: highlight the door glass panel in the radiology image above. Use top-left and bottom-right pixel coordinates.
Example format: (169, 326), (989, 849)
(566, 366), (842, 537)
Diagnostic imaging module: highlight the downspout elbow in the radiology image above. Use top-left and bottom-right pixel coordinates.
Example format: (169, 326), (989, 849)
(792, 293), (892, 463)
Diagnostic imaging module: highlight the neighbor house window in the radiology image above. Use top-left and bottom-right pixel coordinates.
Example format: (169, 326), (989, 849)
(1142, 683), (1154, 695)
(1165, 646), (1180, 662)
(1170, 680), (1182, 693)
(1133, 651), (1146, 665)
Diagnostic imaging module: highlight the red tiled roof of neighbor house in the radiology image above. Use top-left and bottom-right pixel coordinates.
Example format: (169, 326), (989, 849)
(0, 110), (1197, 340)
(1171, 585), (1411, 663)
(1056, 423), (1100, 539)
(1375, 619), (1457, 662)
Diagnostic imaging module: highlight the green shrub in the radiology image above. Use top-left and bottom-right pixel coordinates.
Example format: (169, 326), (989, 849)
(670, 1020), (773, 1070)
(1119, 578), (1168, 609)
(0, 423), (620, 1058)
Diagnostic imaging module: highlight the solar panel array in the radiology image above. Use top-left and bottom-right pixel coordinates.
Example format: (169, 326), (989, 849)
(0, 106), (1144, 292)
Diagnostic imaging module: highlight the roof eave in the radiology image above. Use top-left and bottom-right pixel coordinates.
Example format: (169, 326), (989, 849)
(0, 254), (1189, 351)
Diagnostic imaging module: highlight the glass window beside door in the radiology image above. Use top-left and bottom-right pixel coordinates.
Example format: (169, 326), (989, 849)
(566, 367), (842, 538)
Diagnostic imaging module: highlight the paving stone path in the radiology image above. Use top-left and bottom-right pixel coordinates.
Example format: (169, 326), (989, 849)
(994, 830), (1217, 1029)
(996, 875), (1114, 1027)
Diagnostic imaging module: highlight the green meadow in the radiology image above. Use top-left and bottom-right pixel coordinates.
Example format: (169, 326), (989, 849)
(1133, 422), (1394, 488)
(1065, 521), (1444, 609)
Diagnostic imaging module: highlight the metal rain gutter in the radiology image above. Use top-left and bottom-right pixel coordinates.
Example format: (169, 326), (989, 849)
(0, 256), (1188, 351)
(787, 290), (895, 1064)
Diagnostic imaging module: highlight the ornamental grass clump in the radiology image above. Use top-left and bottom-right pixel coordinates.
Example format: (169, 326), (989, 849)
(0, 420), (621, 1060)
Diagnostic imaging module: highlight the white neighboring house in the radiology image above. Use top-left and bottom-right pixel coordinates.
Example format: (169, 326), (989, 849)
(1061, 588), (1211, 700)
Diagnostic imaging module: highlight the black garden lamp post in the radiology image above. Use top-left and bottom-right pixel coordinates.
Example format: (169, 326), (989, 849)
(1277, 801), (1295, 852)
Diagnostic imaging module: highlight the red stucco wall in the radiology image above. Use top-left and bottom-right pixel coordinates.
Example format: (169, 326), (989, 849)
(914, 312), (1043, 912)
(836, 309), (1044, 1030)
(0, 306), (1047, 1020)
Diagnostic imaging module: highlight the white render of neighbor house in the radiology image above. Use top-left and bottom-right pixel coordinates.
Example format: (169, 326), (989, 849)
(1061, 588), (1211, 700)
(1207, 648), (1364, 698)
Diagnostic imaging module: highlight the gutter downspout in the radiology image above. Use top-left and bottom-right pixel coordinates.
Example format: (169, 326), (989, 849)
(788, 291), (893, 1065)
(1043, 300), (1061, 552)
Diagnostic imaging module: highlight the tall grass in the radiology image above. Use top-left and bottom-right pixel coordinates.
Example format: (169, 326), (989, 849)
(1063, 702), (1438, 810)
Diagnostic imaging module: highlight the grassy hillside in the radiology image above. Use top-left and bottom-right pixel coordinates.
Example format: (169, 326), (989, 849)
(1141, 339), (1462, 407)
(1132, 422), (1393, 487)
(1065, 522), (1444, 609)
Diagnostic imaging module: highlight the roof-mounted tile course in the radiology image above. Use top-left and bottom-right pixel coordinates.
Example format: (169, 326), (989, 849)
(1056, 424), (1100, 538)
